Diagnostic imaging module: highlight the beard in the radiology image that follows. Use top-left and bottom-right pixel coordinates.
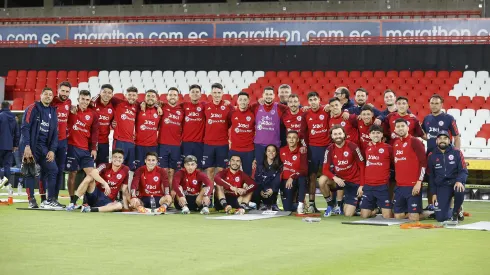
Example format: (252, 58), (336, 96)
(230, 164), (240, 171)
(438, 143), (448, 150)
(334, 137), (345, 145)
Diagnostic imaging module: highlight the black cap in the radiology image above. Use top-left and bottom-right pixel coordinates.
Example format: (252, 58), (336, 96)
(437, 130), (450, 138)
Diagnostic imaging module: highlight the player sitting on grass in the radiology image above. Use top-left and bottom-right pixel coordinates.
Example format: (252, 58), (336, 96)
(69, 149), (130, 213)
(172, 155), (213, 215)
(215, 155), (257, 215)
(130, 152), (172, 213)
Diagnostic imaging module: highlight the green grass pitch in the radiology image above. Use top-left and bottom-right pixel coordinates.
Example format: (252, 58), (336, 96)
(1, 192), (489, 275)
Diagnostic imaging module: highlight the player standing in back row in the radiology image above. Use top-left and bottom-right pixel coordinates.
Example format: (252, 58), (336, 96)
(134, 89), (161, 170)
(92, 84), (115, 166)
(181, 84), (206, 169)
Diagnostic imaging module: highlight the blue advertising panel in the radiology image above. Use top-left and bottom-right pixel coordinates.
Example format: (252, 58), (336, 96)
(215, 21), (381, 45)
(0, 26), (67, 45)
(382, 19), (490, 36)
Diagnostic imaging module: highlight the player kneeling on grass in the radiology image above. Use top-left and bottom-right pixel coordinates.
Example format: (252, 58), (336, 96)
(130, 152), (172, 213)
(70, 149), (130, 213)
(318, 125), (365, 217)
(172, 155), (213, 215)
(427, 130), (468, 223)
(279, 131), (307, 213)
(215, 155), (257, 215)
(358, 125), (393, 219)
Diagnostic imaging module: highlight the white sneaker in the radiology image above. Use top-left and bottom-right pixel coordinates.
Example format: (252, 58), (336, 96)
(235, 208), (245, 215)
(181, 206), (190, 214)
(247, 202), (257, 209)
(200, 206), (210, 215)
(40, 200), (49, 209)
(0, 176), (8, 189)
(297, 203), (305, 214)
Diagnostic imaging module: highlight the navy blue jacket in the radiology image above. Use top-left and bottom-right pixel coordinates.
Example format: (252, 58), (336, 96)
(427, 145), (468, 194)
(341, 99), (355, 111)
(255, 164), (282, 192)
(346, 104), (381, 117)
(0, 108), (20, 150)
(19, 102), (58, 155)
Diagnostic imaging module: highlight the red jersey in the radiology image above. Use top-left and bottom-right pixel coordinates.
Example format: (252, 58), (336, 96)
(67, 106), (99, 151)
(229, 108), (255, 152)
(358, 119), (375, 153)
(131, 166), (169, 197)
(91, 98), (114, 144)
(173, 169), (213, 197)
(51, 97), (71, 141)
(322, 141), (365, 185)
(158, 104), (184, 146)
(393, 135), (427, 187)
(95, 163), (129, 201)
(182, 101), (206, 143)
(282, 109), (306, 141)
(215, 168), (257, 197)
(112, 97), (138, 143)
(203, 101), (232, 146)
(304, 108), (330, 146)
(279, 145), (308, 180)
(364, 142), (393, 186)
(384, 112), (424, 144)
(329, 113), (359, 145)
(135, 107), (161, 147)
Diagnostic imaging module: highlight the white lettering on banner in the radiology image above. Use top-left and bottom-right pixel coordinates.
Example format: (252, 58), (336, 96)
(386, 26), (471, 37)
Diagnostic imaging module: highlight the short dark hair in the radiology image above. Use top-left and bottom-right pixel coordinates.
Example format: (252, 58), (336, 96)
(100, 84), (114, 92)
(145, 152), (158, 159)
(189, 84), (201, 92)
(79, 90), (91, 97)
(307, 91), (319, 99)
(42, 87), (53, 94)
(384, 89), (396, 96)
(112, 148), (125, 157)
(394, 118), (408, 126)
(355, 88), (368, 96)
(211, 83), (223, 90)
(338, 87), (350, 99)
(288, 94), (299, 100)
(184, 155), (198, 164)
(329, 97), (340, 104)
(59, 81), (72, 89)
(1, 101), (10, 109)
(329, 125), (346, 137)
(286, 130), (299, 137)
(360, 104), (374, 113)
(263, 86), (274, 93)
(229, 155), (242, 161)
(430, 94), (444, 103)
(369, 124), (384, 133)
(126, 86), (138, 94)
(237, 91), (249, 98)
(262, 144), (281, 172)
(279, 84), (291, 90)
(396, 96), (409, 103)
(145, 89), (158, 96)
(168, 87), (180, 94)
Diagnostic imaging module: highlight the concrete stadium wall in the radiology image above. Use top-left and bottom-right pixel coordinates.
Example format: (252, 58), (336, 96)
(0, 0), (484, 18)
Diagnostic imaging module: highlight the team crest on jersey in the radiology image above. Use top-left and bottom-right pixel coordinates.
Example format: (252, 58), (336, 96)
(271, 110), (276, 115)
(439, 121), (444, 126)
(319, 115), (325, 120)
(448, 154), (454, 160)
(379, 148), (384, 153)
(292, 155), (297, 160)
(140, 125), (146, 130)
(192, 179), (198, 184)
(246, 116), (251, 121)
(185, 117), (190, 122)
(176, 111), (181, 115)
(340, 121), (346, 127)
(197, 107), (202, 112)
(403, 142), (407, 147)
(221, 106), (226, 110)
(108, 109), (112, 114)
(311, 129), (315, 135)
(234, 128), (240, 133)
(85, 115), (91, 121)
(208, 119), (213, 124)
(297, 116), (302, 121)
(343, 152), (349, 157)
(116, 174), (122, 179)
(121, 114), (128, 120)
(235, 176), (240, 182)
(65, 105), (69, 110)
(153, 176), (159, 182)
(164, 118), (170, 124)
(153, 113), (158, 118)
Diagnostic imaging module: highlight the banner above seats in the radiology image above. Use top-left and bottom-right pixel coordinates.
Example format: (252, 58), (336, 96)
(2, 19), (490, 46)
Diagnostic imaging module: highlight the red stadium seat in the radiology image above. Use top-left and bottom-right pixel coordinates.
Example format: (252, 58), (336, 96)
(450, 71), (463, 79)
(37, 70), (47, 79)
(11, 98), (23, 110)
(305, 77), (317, 85)
(432, 78), (445, 86)
(277, 71), (288, 78)
(412, 71), (424, 79)
(288, 71), (300, 78)
(17, 70), (27, 78)
(349, 71), (361, 78)
(374, 71), (385, 78)
(380, 78), (393, 86)
(265, 71), (276, 78)
(437, 71), (450, 79)
(47, 70), (57, 78)
(393, 77), (405, 86)
(444, 96), (457, 108)
(68, 70), (78, 78)
(300, 71), (312, 78)
(406, 78), (419, 86)
(88, 71), (98, 77)
(293, 78), (305, 85)
(27, 70), (37, 78)
(471, 96), (486, 109)
(425, 71), (437, 79)
(312, 71), (324, 78)
(7, 70), (17, 78)
(427, 84), (440, 93)
(325, 71), (336, 78)
(355, 77), (368, 87)
(337, 71), (348, 78)
(330, 78), (342, 86)
(419, 78), (431, 86)
(361, 71), (373, 78)
(399, 71), (411, 78)
(368, 78), (379, 86)
(456, 96), (471, 109)
(386, 71), (398, 78)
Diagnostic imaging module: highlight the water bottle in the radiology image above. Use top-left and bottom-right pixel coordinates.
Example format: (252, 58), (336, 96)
(17, 182), (22, 196)
(150, 195), (156, 213)
(8, 185), (13, 205)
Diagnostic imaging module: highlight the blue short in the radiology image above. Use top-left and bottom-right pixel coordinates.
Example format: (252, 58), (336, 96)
(135, 145), (157, 170)
(308, 145), (327, 175)
(343, 181), (361, 207)
(360, 184), (392, 210)
(174, 195), (200, 211)
(85, 187), (113, 207)
(96, 143), (110, 166)
(394, 186), (422, 214)
(181, 142), (203, 169)
(66, 145), (94, 171)
(203, 144), (229, 169)
(113, 140), (135, 171)
(158, 144), (181, 170)
(229, 150), (254, 176)
(140, 196), (163, 208)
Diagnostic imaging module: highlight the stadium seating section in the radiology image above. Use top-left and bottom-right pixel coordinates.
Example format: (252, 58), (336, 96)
(4, 69), (490, 157)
